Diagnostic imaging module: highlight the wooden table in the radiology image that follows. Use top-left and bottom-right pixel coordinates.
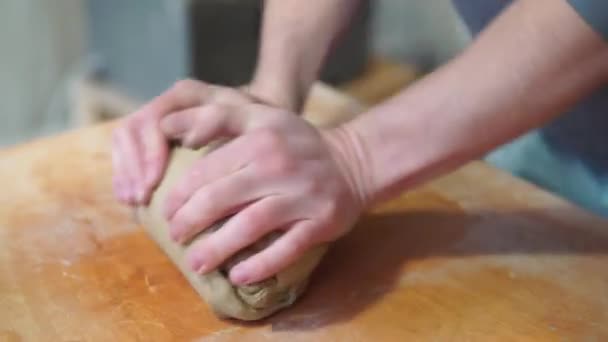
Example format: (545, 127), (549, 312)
(1, 85), (608, 341)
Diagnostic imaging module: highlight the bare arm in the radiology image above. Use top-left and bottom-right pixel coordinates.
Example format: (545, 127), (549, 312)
(147, 0), (608, 284)
(249, 0), (361, 111)
(331, 0), (608, 205)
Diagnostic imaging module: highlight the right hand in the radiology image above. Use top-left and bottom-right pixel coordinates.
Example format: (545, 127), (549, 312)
(111, 80), (285, 205)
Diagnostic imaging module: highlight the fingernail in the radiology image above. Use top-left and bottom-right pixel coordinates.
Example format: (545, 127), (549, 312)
(197, 263), (210, 274)
(230, 266), (249, 285)
(190, 254), (208, 273)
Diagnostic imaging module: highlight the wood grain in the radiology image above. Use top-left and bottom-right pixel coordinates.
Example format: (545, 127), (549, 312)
(1, 85), (608, 341)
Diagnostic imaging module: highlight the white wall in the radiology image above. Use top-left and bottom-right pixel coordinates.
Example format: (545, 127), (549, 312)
(0, 0), (86, 146)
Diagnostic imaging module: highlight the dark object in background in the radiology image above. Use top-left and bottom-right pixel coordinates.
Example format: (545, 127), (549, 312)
(86, 0), (371, 101)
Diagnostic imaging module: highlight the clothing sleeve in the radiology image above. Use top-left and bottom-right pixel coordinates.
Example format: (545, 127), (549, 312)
(567, 0), (608, 40)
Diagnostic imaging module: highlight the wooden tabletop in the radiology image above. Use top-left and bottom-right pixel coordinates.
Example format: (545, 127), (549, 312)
(1, 85), (608, 341)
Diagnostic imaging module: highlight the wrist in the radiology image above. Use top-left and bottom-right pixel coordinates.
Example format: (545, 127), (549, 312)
(321, 125), (377, 210)
(248, 72), (309, 113)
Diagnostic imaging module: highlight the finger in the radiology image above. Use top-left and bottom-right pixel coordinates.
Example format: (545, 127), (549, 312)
(157, 107), (197, 140)
(157, 87), (254, 142)
(168, 167), (256, 243)
(135, 79), (212, 120)
(135, 79), (211, 186)
(163, 134), (262, 220)
(159, 104), (250, 148)
(229, 221), (319, 285)
(112, 127), (140, 204)
(138, 123), (169, 202)
(115, 126), (145, 203)
(111, 131), (129, 202)
(185, 195), (294, 274)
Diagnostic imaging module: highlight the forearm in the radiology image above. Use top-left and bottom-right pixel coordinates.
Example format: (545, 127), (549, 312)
(250, 0), (361, 111)
(332, 0), (608, 205)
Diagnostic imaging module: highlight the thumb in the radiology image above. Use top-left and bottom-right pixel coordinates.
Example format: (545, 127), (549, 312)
(160, 104), (251, 148)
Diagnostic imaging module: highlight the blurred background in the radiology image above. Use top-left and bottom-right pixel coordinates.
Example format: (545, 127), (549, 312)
(0, 0), (470, 147)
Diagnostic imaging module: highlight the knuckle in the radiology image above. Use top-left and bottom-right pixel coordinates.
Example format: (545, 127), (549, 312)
(174, 208), (198, 229)
(205, 103), (228, 118)
(176, 211), (209, 242)
(172, 79), (198, 93)
(176, 198), (212, 227)
(236, 223), (262, 244)
(288, 234), (310, 256)
(319, 200), (338, 222)
(254, 129), (283, 153)
(202, 199), (227, 227)
(300, 178), (322, 196)
(240, 207), (271, 230)
(193, 191), (217, 215)
(252, 130), (295, 174)
(264, 154), (295, 176)
(214, 88), (247, 104)
(183, 131), (201, 148)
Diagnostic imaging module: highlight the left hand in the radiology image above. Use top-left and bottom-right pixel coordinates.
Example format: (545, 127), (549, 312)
(160, 101), (368, 285)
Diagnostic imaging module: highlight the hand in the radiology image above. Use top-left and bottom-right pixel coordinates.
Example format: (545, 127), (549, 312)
(160, 100), (370, 285)
(111, 80), (276, 205)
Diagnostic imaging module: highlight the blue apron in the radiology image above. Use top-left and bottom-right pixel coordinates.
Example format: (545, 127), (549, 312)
(452, 0), (608, 216)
